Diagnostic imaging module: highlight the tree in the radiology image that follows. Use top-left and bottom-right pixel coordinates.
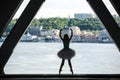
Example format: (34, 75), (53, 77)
(29, 18), (40, 28)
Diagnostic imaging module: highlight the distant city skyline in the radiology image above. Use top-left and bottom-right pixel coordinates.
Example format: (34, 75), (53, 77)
(13, 0), (118, 19)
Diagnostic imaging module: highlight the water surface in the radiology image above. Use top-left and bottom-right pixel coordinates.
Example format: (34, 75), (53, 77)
(2, 42), (120, 74)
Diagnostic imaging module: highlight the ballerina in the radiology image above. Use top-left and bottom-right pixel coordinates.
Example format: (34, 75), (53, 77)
(57, 28), (75, 74)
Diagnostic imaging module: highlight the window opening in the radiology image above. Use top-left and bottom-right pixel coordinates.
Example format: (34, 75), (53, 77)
(0, 0), (30, 47)
(4, 0), (120, 74)
(103, 0), (120, 28)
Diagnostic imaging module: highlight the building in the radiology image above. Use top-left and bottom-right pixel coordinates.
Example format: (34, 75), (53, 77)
(74, 13), (94, 19)
(80, 30), (97, 42)
(28, 27), (40, 36)
(70, 26), (81, 36)
(40, 29), (52, 37)
(51, 29), (59, 37)
(70, 26), (82, 42)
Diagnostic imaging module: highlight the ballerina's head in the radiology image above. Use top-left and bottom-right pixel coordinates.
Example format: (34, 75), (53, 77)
(64, 34), (69, 41)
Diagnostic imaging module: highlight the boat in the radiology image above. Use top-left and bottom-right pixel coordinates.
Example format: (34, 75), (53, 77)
(20, 32), (38, 42)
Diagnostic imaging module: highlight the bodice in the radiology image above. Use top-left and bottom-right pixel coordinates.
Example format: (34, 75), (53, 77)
(63, 42), (69, 49)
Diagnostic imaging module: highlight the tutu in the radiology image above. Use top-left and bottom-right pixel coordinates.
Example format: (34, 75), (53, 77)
(57, 48), (75, 59)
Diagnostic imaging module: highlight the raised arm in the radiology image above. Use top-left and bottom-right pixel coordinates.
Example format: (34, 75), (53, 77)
(69, 28), (73, 40)
(59, 29), (63, 40)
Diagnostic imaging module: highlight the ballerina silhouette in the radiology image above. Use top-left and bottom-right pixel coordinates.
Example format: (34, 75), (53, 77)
(57, 28), (75, 74)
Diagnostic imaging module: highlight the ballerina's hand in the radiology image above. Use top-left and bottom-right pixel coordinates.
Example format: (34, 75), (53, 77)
(70, 28), (73, 32)
(60, 29), (62, 33)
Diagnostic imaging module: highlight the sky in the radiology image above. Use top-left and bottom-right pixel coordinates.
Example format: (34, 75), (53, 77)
(13, 0), (118, 19)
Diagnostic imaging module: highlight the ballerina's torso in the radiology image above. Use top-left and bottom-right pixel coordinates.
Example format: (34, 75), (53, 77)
(63, 42), (69, 49)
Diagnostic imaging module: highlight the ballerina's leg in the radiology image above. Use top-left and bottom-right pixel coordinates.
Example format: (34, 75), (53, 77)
(59, 59), (65, 74)
(68, 59), (73, 74)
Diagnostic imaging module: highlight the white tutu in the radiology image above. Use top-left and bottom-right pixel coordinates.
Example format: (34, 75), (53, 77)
(57, 48), (75, 59)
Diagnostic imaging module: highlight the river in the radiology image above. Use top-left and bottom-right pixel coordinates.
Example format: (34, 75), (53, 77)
(1, 42), (120, 74)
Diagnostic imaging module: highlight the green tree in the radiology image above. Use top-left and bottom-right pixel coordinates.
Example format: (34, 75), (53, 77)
(29, 18), (41, 28)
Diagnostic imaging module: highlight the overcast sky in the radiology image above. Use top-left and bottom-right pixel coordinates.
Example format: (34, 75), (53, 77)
(13, 0), (118, 19)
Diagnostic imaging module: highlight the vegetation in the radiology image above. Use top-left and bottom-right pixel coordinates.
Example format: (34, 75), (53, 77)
(3, 16), (120, 37)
